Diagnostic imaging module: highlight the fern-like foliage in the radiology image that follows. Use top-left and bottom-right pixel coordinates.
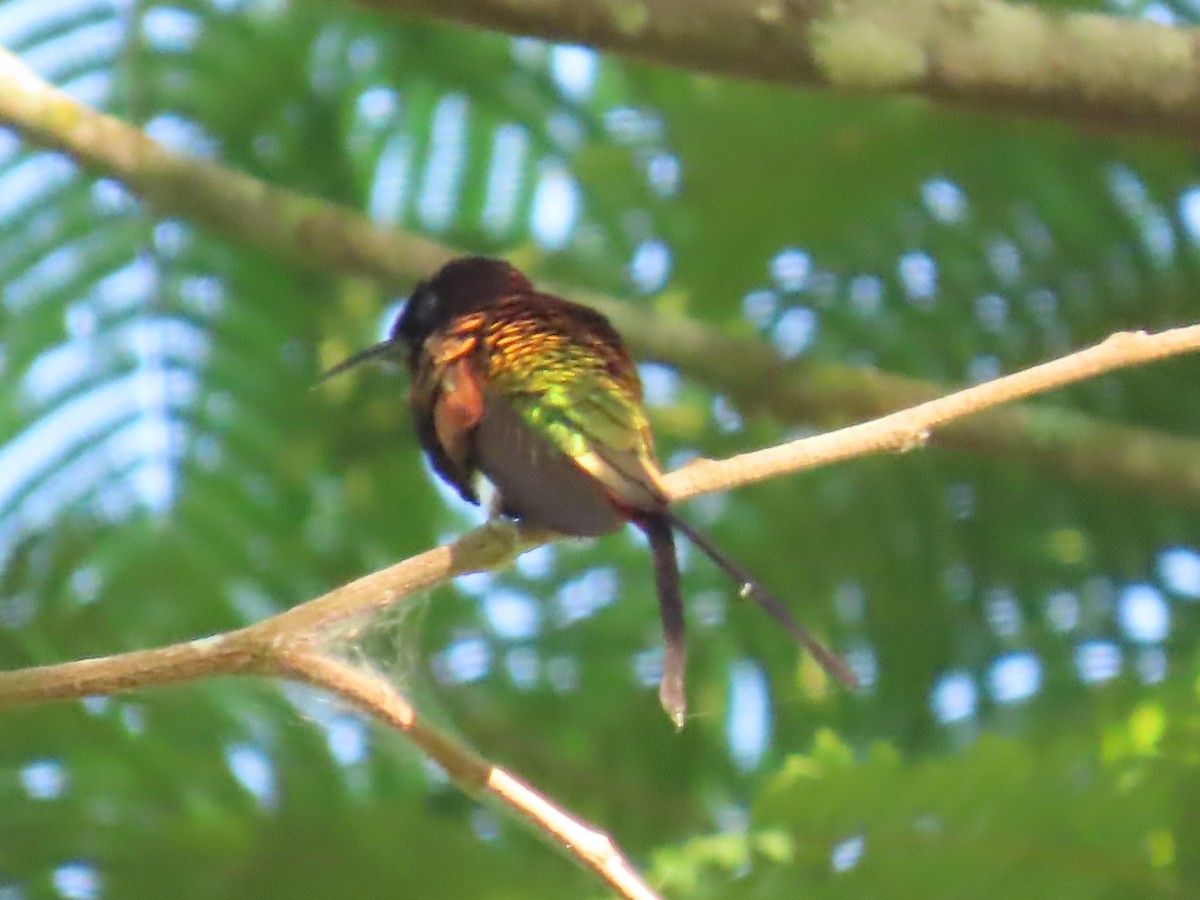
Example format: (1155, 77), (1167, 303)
(2, 0), (1200, 897)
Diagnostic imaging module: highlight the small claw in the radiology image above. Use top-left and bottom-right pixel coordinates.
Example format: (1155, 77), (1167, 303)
(482, 515), (521, 544)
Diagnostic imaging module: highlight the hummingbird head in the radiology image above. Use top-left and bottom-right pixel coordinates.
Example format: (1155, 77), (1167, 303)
(392, 256), (532, 348)
(320, 256), (531, 382)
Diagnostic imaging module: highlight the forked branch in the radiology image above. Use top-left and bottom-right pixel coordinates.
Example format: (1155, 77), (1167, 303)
(1, 322), (1199, 898)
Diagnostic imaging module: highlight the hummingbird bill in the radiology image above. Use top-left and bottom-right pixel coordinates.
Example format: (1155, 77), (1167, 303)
(323, 257), (856, 727)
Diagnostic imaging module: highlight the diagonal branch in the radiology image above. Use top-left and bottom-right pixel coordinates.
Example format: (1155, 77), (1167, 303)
(338, 0), (1200, 146)
(0, 44), (1197, 507)
(588, 294), (1200, 508)
(664, 326), (1200, 500)
(0, 630), (267, 706)
(274, 649), (661, 900)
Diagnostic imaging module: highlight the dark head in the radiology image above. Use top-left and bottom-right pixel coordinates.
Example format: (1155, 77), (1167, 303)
(320, 256), (531, 381)
(391, 256), (532, 347)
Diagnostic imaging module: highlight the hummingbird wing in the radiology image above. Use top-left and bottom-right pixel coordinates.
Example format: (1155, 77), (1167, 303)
(474, 388), (627, 535)
(474, 293), (669, 532)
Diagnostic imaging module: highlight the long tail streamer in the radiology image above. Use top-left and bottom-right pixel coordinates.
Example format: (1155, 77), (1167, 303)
(666, 511), (859, 689)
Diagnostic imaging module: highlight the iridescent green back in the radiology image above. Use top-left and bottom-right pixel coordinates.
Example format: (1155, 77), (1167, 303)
(481, 293), (665, 510)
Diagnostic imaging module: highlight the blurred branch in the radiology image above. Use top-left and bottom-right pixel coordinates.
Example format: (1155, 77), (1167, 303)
(0, 44), (1198, 507)
(0, 49), (453, 289)
(340, 0), (1200, 145)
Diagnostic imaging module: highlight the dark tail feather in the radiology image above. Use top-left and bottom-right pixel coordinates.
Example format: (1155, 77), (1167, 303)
(665, 511), (859, 689)
(642, 515), (688, 730)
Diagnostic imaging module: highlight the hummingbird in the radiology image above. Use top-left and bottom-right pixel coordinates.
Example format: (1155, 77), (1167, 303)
(323, 256), (856, 727)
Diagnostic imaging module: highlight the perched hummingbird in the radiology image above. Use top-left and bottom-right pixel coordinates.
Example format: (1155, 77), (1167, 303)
(324, 257), (855, 727)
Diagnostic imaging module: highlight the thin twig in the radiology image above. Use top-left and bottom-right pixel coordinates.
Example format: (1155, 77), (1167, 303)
(664, 327), (1200, 501)
(604, 302), (1200, 510)
(275, 648), (662, 900)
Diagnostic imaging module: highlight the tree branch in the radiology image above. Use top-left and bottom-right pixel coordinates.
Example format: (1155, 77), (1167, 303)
(0, 631), (266, 705)
(0, 527), (662, 899)
(339, 0), (1200, 146)
(8, 320), (1196, 703)
(613, 306), (1200, 507)
(3, 324), (1194, 705)
(2, 319), (1200, 895)
(0, 44), (1196, 508)
(664, 326), (1200, 500)
(0, 49), (452, 288)
(275, 649), (660, 900)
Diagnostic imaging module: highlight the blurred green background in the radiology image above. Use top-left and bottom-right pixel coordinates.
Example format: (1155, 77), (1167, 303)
(1, 0), (1199, 897)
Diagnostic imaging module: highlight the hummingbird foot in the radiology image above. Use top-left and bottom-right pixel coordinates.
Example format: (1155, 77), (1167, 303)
(456, 517), (524, 572)
(483, 516), (522, 555)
